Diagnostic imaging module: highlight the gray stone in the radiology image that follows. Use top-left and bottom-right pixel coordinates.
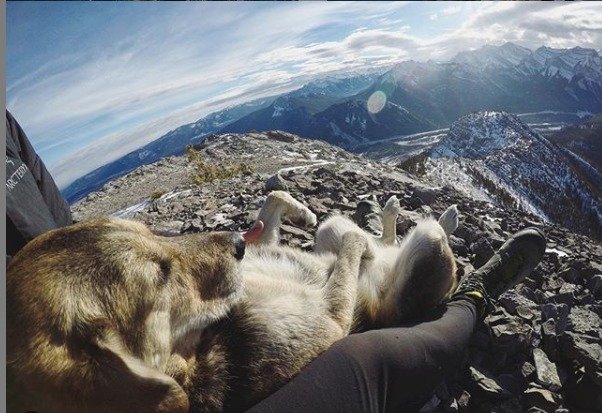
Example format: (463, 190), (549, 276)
(533, 348), (562, 391)
(587, 274), (602, 298)
(409, 195), (424, 209)
(457, 391), (471, 409)
(471, 237), (495, 268)
(455, 224), (476, 244)
(523, 385), (561, 411)
(152, 220), (184, 236)
(517, 285), (539, 303)
(265, 130), (297, 142)
(541, 319), (559, 361)
(559, 332), (602, 387)
(491, 319), (534, 355)
(541, 303), (570, 334)
(568, 306), (601, 336)
(482, 219), (504, 237)
(495, 373), (524, 396)
(442, 397), (458, 413)
(449, 235), (469, 256)
(558, 265), (581, 283)
(393, 209), (423, 236)
(418, 394), (440, 413)
(306, 198), (329, 217)
(281, 224), (313, 240)
(469, 366), (511, 400)
(412, 186), (438, 205)
(522, 361), (536, 380)
(498, 292), (536, 316)
(352, 199), (382, 236)
(543, 276), (565, 292)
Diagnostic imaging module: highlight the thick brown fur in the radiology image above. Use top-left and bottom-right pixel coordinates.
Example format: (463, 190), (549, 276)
(7, 192), (457, 413)
(7, 218), (244, 413)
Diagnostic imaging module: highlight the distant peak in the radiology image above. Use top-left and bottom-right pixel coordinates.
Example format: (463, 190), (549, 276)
(433, 110), (535, 159)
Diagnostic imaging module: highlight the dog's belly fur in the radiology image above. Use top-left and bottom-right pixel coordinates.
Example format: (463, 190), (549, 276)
(182, 246), (346, 413)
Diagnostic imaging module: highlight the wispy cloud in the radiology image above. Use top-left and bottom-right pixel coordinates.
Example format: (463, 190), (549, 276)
(6, 1), (602, 187)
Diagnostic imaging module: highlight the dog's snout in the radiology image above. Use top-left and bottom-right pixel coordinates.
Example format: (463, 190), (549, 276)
(233, 234), (246, 260)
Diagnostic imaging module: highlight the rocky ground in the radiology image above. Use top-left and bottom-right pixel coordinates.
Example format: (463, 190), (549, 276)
(72, 131), (601, 412)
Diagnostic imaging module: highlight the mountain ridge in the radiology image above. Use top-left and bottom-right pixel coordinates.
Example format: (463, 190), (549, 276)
(63, 42), (602, 202)
(391, 111), (601, 239)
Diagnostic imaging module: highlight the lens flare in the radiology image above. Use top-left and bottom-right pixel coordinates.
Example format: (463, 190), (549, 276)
(367, 90), (387, 114)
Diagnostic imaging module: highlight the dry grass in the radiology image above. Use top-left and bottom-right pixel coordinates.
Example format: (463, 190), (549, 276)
(186, 146), (253, 185)
(150, 190), (166, 200)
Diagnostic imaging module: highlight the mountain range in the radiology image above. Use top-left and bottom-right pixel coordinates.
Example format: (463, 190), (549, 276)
(223, 42), (601, 147)
(63, 42), (602, 203)
(378, 111), (601, 239)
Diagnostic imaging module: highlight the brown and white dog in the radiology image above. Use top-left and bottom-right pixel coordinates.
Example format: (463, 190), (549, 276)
(7, 191), (458, 413)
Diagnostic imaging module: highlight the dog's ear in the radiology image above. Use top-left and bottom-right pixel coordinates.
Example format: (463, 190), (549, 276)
(92, 329), (189, 413)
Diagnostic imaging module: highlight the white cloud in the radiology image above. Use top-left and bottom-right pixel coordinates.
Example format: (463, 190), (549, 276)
(7, 1), (602, 187)
(442, 5), (462, 16)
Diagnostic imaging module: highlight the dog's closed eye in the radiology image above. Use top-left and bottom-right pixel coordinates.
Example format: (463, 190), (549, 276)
(158, 260), (171, 284)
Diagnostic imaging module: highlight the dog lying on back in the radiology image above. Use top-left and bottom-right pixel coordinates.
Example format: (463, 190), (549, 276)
(7, 191), (458, 413)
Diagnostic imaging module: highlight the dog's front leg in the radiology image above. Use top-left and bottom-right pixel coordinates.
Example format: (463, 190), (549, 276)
(253, 191), (317, 245)
(323, 232), (373, 335)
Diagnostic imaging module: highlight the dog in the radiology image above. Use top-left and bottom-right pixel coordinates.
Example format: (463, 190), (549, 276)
(7, 191), (458, 413)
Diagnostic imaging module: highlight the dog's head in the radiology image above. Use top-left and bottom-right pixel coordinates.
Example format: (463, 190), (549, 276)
(7, 217), (249, 413)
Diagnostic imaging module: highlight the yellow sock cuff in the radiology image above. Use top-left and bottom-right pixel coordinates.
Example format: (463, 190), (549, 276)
(465, 291), (484, 300)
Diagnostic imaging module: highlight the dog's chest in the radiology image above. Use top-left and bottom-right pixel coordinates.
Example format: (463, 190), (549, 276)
(241, 249), (332, 290)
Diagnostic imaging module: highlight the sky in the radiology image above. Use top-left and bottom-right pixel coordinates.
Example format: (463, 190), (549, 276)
(7, 1), (602, 188)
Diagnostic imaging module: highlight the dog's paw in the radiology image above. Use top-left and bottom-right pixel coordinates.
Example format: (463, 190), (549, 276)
(267, 191), (317, 228)
(287, 201), (317, 228)
(383, 195), (403, 216)
(438, 204), (459, 236)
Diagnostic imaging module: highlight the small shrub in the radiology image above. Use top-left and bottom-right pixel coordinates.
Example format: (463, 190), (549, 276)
(186, 147), (254, 185)
(151, 190), (166, 200)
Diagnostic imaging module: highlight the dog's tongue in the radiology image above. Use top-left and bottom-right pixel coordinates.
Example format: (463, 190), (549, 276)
(242, 220), (264, 244)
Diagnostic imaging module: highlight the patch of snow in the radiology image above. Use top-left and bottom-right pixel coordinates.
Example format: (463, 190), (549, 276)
(112, 200), (151, 218)
(546, 247), (568, 257)
(278, 160), (336, 174)
(158, 189), (194, 202)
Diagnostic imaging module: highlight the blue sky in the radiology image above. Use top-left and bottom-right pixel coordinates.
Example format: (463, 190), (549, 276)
(7, 1), (602, 188)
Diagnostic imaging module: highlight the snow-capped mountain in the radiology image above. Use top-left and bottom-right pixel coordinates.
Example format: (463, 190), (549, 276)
(408, 111), (601, 239)
(288, 73), (380, 100)
(221, 73), (381, 137)
(221, 43), (602, 150)
(343, 43), (602, 146)
(452, 42), (532, 70)
(518, 46), (602, 81)
(63, 43), (602, 204)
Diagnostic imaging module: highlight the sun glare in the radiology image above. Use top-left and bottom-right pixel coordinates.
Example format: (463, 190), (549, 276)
(367, 90), (387, 114)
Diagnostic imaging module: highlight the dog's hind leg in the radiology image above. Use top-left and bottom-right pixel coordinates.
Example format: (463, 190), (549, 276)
(380, 218), (457, 325)
(253, 191), (317, 245)
(438, 204), (459, 237)
(314, 215), (368, 254)
(380, 195), (402, 245)
(323, 232), (373, 334)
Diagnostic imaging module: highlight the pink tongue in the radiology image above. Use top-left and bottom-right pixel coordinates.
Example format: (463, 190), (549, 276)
(242, 220), (264, 244)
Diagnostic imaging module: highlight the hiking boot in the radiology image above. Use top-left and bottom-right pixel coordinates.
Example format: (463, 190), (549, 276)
(450, 227), (547, 318)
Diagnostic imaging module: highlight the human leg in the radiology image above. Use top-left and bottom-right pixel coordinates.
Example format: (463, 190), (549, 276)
(247, 297), (478, 413)
(248, 228), (546, 413)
